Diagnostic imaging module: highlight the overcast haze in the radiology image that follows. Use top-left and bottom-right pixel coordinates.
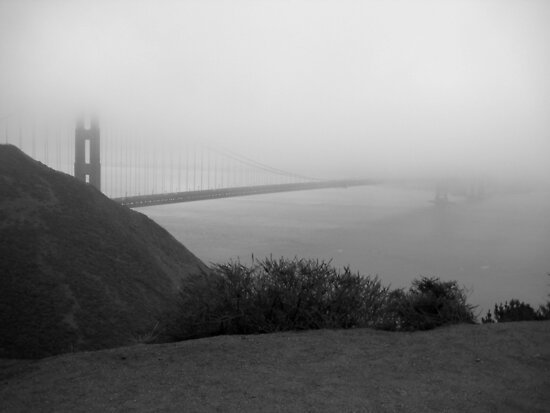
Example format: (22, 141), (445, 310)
(1, 0), (549, 182)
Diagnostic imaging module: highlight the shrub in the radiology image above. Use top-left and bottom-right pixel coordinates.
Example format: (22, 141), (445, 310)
(378, 277), (476, 331)
(167, 257), (389, 340)
(481, 299), (550, 323)
(538, 302), (550, 320)
(167, 258), (479, 341)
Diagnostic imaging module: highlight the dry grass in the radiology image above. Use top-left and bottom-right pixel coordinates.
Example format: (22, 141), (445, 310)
(1, 321), (549, 412)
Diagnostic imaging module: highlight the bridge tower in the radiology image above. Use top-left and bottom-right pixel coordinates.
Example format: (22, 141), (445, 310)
(74, 116), (101, 191)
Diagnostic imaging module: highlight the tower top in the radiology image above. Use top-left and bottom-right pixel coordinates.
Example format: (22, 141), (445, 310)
(76, 114), (99, 130)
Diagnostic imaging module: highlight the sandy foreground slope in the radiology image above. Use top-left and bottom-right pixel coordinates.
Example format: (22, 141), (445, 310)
(1, 321), (549, 413)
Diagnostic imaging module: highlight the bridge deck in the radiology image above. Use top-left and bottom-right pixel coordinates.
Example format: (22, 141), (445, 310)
(113, 179), (376, 208)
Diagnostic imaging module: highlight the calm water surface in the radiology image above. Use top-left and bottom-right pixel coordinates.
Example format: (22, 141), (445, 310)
(138, 185), (550, 313)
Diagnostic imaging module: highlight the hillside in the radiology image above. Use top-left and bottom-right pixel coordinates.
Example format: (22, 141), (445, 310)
(1, 321), (548, 412)
(0, 144), (206, 358)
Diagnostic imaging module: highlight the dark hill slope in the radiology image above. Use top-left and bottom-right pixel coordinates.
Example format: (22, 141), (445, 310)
(0, 145), (206, 358)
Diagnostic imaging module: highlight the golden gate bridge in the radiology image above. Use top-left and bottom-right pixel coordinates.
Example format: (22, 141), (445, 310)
(1, 114), (375, 207)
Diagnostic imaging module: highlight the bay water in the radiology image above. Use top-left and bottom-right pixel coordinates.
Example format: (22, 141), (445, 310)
(138, 185), (550, 314)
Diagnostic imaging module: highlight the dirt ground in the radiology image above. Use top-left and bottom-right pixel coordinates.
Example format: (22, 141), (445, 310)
(1, 321), (549, 412)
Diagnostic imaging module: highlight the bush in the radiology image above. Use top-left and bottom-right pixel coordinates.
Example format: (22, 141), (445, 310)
(481, 299), (550, 323)
(538, 302), (550, 320)
(378, 277), (476, 331)
(167, 258), (478, 341)
(167, 257), (389, 340)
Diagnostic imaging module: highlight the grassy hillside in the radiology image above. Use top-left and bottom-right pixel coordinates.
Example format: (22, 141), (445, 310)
(1, 321), (548, 412)
(0, 144), (206, 358)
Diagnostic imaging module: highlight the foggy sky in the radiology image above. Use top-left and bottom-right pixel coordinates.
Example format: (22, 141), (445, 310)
(1, 0), (549, 182)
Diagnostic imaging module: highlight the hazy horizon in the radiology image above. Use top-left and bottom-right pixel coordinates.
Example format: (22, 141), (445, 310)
(1, 0), (549, 184)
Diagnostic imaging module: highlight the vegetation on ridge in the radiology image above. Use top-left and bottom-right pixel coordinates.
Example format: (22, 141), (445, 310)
(481, 274), (550, 323)
(166, 257), (476, 341)
(481, 299), (550, 323)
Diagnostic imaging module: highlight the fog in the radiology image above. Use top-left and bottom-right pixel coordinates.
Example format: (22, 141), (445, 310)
(1, 0), (549, 183)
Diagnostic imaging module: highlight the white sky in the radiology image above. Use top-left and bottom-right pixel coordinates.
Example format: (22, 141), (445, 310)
(1, 0), (549, 181)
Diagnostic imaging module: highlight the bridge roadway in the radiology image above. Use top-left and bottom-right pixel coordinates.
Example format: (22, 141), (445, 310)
(113, 179), (377, 208)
